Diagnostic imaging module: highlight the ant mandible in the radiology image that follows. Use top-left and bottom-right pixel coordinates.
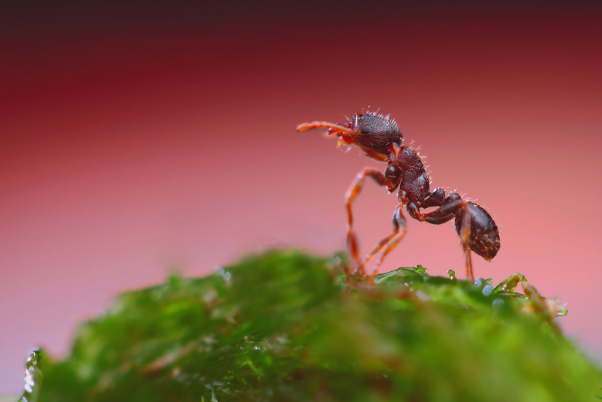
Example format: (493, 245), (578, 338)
(297, 110), (500, 282)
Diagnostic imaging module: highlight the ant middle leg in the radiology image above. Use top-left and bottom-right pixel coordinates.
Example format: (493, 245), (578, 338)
(407, 194), (474, 281)
(345, 168), (389, 274)
(358, 204), (408, 280)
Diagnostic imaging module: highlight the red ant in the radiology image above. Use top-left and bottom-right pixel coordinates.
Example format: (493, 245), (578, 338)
(297, 110), (500, 282)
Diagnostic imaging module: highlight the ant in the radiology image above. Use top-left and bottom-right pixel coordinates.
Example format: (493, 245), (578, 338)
(297, 110), (500, 282)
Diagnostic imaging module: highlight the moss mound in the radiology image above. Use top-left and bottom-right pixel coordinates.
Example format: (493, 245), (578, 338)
(18, 251), (602, 401)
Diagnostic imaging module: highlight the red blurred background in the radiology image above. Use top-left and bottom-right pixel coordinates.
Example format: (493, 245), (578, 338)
(1, 1), (601, 394)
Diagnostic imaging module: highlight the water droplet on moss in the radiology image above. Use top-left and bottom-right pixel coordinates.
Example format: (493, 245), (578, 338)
(213, 266), (232, 286)
(416, 290), (429, 301)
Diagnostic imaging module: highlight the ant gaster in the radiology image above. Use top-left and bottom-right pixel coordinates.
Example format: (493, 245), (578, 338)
(297, 111), (500, 282)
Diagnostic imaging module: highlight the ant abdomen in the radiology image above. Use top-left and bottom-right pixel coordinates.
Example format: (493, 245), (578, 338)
(455, 203), (500, 261)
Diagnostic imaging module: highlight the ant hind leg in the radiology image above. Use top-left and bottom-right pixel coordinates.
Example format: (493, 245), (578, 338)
(456, 204), (474, 281)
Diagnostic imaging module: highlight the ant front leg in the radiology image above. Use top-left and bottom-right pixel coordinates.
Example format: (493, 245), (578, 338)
(345, 168), (389, 274)
(359, 204), (407, 282)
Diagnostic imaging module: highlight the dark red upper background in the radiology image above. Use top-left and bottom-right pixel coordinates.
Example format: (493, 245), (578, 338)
(1, 0), (601, 394)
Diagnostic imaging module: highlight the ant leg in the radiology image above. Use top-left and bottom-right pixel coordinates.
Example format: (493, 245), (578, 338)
(407, 195), (474, 281)
(358, 204), (407, 278)
(407, 194), (465, 224)
(458, 206), (473, 281)
(369, 206), (408, 282)
(345, 168), (388, 274)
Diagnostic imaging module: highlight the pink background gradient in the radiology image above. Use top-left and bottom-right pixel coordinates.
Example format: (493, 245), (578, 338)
(1, 2), (601, 394)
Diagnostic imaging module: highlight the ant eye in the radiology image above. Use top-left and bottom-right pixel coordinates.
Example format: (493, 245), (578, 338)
(360, 125), (372, 135)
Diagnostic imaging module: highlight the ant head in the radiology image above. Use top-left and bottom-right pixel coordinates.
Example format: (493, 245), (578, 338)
(296, 110), (403, 161)
(347, 112), (403, 156)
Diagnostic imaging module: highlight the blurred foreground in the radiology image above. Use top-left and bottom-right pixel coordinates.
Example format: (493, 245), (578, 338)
(16, 251), (602, 401)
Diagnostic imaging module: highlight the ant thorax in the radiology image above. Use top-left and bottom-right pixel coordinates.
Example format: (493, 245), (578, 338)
(389, 146), (431, 205)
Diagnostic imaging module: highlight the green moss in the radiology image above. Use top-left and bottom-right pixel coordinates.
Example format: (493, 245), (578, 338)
(18, 250), (602, 401)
